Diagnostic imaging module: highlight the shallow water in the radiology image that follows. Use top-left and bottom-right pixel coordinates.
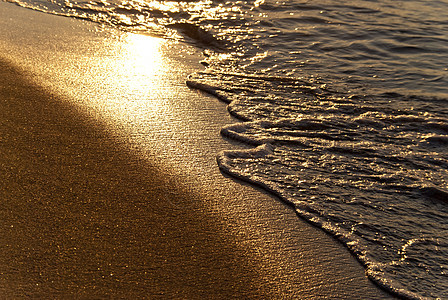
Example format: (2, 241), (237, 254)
(5, 0), (448, 298)
(187, 71), (448, 299)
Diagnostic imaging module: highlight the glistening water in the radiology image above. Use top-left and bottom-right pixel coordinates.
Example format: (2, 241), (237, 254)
(6, 0), (447, 298)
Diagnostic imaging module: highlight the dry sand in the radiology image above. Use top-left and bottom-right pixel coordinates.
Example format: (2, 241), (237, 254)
(0, 3), (393, 298)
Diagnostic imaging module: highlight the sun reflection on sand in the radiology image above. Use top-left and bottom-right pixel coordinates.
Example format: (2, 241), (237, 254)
(80, 31), (206, 162)
(0, 17), (203, 160)
(121, 33), (164, 78)
(102, 33), (171, 121)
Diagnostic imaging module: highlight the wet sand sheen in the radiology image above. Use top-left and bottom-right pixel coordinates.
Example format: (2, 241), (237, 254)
(0, 3), (393, 298)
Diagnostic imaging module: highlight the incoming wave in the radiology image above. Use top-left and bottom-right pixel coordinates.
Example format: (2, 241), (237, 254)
(188, 71), (448, 300)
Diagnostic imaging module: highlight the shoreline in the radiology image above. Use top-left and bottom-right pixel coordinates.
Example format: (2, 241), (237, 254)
(0, 3), (393, 298)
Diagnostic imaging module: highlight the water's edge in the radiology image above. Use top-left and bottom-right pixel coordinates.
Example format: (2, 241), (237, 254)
(187, 77), (420, 300)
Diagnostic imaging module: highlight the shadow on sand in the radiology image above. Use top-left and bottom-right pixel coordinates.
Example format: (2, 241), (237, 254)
(0, 59), (268, 298)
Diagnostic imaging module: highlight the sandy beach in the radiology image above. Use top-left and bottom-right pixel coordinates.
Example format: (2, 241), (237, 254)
(0, 3), (393, 298)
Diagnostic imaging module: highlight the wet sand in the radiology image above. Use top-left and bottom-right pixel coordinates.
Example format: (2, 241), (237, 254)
(0, 3), (393, 298)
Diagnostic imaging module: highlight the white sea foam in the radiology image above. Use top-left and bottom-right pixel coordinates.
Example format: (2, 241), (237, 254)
(188, 71), (448, 300)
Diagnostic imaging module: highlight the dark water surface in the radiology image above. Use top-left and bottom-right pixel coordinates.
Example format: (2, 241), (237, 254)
(5, 0), (447, 298)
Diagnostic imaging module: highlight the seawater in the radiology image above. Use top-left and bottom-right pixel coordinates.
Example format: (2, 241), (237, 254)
(5, 0), (447, 298)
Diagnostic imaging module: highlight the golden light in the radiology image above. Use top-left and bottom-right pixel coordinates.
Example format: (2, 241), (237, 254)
(121, 33), (164, 77)
(89, 32), (171, 125)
